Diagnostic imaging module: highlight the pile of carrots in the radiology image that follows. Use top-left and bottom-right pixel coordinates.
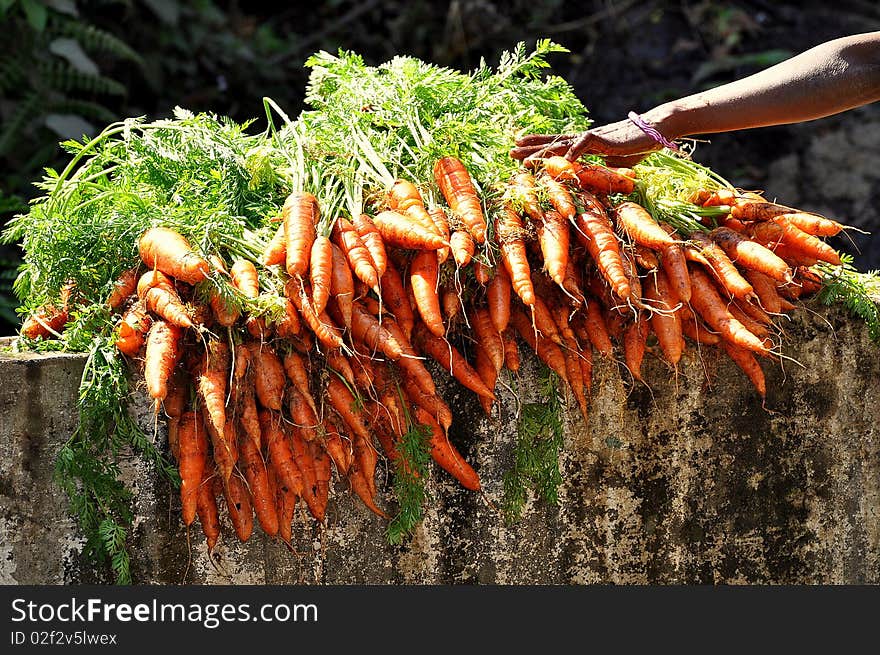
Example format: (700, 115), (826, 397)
(20, 146), (848, 550)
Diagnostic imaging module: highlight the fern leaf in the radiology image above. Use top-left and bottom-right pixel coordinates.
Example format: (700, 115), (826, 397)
(38, 59), (126, 96)
(54, 18), (144, 66)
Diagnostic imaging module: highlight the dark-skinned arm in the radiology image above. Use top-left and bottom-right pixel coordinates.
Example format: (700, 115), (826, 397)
(512, 31), (880, 165)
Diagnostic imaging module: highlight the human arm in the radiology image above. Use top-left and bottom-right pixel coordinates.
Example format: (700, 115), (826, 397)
(512, 31), (880, 165)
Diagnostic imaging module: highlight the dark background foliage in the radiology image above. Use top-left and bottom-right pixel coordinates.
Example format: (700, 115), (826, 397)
(2, 0), (879, 335)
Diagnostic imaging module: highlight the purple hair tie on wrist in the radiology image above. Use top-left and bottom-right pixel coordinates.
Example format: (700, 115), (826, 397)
(627, 111), (681, 152)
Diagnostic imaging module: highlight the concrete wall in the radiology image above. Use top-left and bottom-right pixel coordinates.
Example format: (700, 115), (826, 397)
(1, 305), (879, 585)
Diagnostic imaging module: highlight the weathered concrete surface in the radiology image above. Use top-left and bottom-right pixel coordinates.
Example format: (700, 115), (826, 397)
(1, 306), (879, 585)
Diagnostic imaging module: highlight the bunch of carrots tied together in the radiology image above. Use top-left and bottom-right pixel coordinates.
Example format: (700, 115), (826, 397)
(21, 149), (853, 551)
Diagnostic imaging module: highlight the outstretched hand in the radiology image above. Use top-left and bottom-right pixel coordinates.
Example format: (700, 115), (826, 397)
(510, 117), (663, 167)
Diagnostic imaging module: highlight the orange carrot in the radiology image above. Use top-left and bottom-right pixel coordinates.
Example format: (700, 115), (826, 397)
(239, 435), (279, 536)
(413, 323), (496, 400)
(775, 212), (843, 237)
(710, 226), (793, 283)
(310, 439), (332, 522)
(115, 304), (152, 356)
(685, 231), (755, 300)
(382, 316), (437, 397)
(744, 269), (785, 315)
(325, 347), (355, 388)
(572, 192), (631, 300)
(762, 241), (820, 268)
(309, 234), (334, 315)
(273, 298), (302, 339)
(752, 217), (842, 265)
(144, 320), (182, 412)
(633, 244), (660, 272)
(348, 301), (403, 360)
(501, 327), (520, 372)
(549, 302), (588, 415)
(387, 179), (441, 236)
(531, 295), (563, 345)
(729, 199), (791, 221)
(538, 155), (580, 183)
(562, 258), (586, 305)
(106, 266), (139, 310)
(622, 316), (648, 382)
(21, 302), (69, 340)
(262, 222), (286, 267)
(223, 473), (254, 542)
(449, 230), (475, 267)
(535, 209), (570, 288)
(471, 306), (504, 373)
(283, 191), (318, 278)
(349, 464), (387, 518)
(350, 431), (378, 503)
(727, 301), (770, 339)
(136, 270), (193, 329)
(401, 377), (453, 433)
(509, 308), (568, 383)
(540, 156), (635, 194)
(474, 260), (492, 285)
(614, 201), (677, 250)
(237, 377), (262, 453)
(333, 216), (380, 290)
(207, 268), (239, 328)
(287, 385), (319, 434)
(441, 284), (461, 322)
(247, 342), (286, 411)
(163, 368), (187, 460)
(138, 226), (210, 285)
(282, 350), (317, 417)
(177, 410), (208, 526)
(538, 172), (576, 221)
(260, 410), (304, 498)
(486, 264), (511, 333)
(352, 212), (389, 277)
(721, 340), (766, 399)
(373, 210), (447, 251)
(410, 250), (444, 337)
(575, 161), (635, 195)
(496, 204), (535, 307)
(658, 224), (692, 303)
(329, 241), (354, 331)
(415, 406), (481, 491)
(286, 279), (344, 349)
(680, 315), (721, 345)
(620, 247), (644, 307)
(268, 466), (295, 545)
(644, 270), (683, 366)
(433, 156), (487, 244)
(230, 259), (260, 298)
(579, 299), (614, 359)
(326, 375), (373, 444)
(197, 340), (231, 472)
(688, 265), (770, 355)
(428, 206), (452, 264)
(321, 416), (353, 476)
(379, 260), (414, 339)
(195, 468), (221, 549)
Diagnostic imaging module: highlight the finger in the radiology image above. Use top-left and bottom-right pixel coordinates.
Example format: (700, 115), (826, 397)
(564, 132), (595, 161)
(535, 143), (571, 159)
(515, 133), (578, 147)
(510, 142), (571, 160)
